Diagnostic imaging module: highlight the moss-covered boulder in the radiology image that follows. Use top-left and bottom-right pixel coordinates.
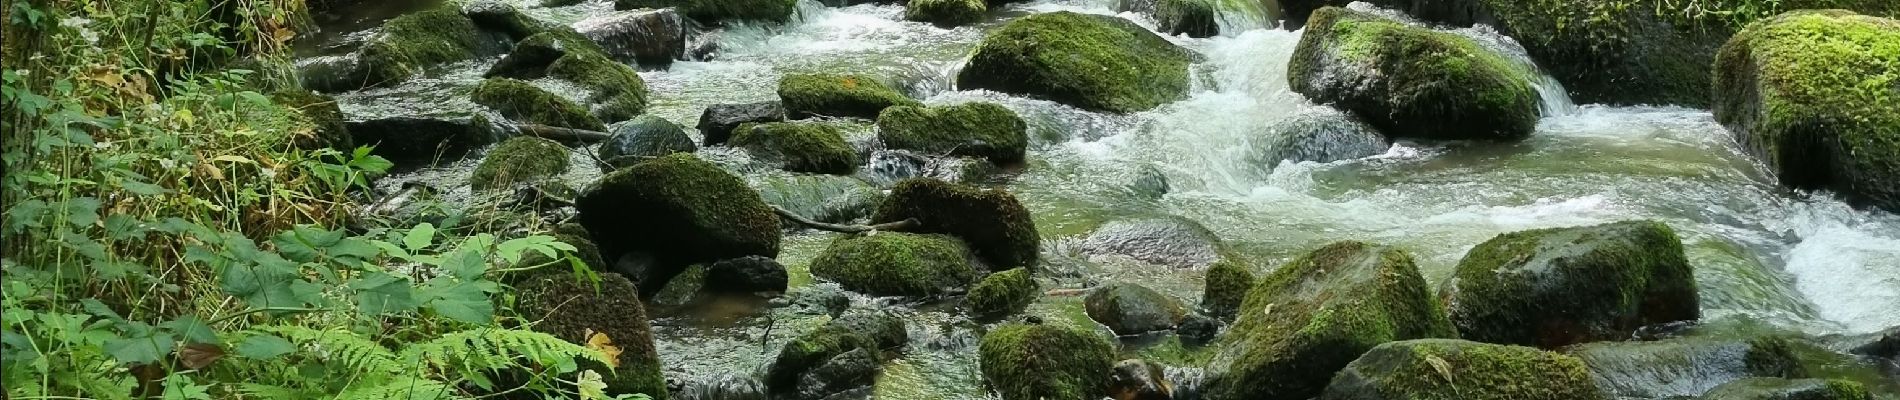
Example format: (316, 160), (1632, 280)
(1713, 10), (1900, 213)
(957, 12), (1196, 113)
(347, 114), (503, 166)
(1319, 339), (1607, 400)
(905, 0), (987, 27)
(704, 256), (788, 295)
(1255, 106), (1390, 166)
(576, 154), (781, 296)
(1441, 220), (1699, 348)
(1567, 336), (1806, 398)
(471, 78), (607, 131)
(1204, 241), (1456, 400)
(469, 136), (571, 191)
(599, 115), (696, 168)
(484, 30), (604, 80)
(1200, 258), (1254, 320)
(547, 50), (649, 123)
(353, 8), (510, 90)
(979, 323), (1117, 400)
(778, 74), (921, 120)
(1288, 7), (1540, 141)
(1701, 378), (1871, 400)
(1085, 283), (1186, 336)
(515, 271), (667, 398)
(730, 122), (860, 175)
(965, 268), (1038, 318)
(875, 102), (1029, 164)
(698, 101), (788, 146)
(808, 233), (977, 297)
(766, 324), (881, 399)
(1155, 0), (1218, 37)
(615, 0), (798, 25)
(574, 8), (687, 66)
(871, 179), (1040, 269)
(273, 90), (352, 152)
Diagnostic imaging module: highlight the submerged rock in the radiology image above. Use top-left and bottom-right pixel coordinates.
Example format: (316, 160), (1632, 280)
(515, 271), (668, 398)
(576, 154), (781, 296)
(958, 12), (1196, 113)
(979, 323), (1117, 400)
(730, 122), (860, 175)
(1086, 283), (1187, 336)
(484, 30), (598, 80)
(704, 255), (789, 295)
(574, 9), (686, 66)
(871, 179), (1040, 270)
(546, 50), (650, 123)
(1256, 107), (1389, 165)
(1174, 313), (1220, 345)
(875, 102), (1029, 165)
(808, 233), (976, 297)
(347, 114), (502, 166)
(599, 115), (697, 169)
(751, 173), (882, 226)
(1199, 258), (1253, 320)
(1442, 220), (1699, 348)
(1109, 359), (1175, 400)
(468, 136), (571, 191)
(1700, 377), (1871, 400)
(766, 320), (889, 399)
(471, 78), (607, 131)
(966, 267), (1038, 319)
(347, 8), (511, 91)
(616, 0), (798, 25)
(1566, 336), (1806, 398)
(698, 101), (789, 146)
(1082, 216), (1225, 269)
(1320, 339), (1607, 400)
(1155, 0), (1217, 37)
(905, 0), (987, 28)
(778, 74), (922, 120)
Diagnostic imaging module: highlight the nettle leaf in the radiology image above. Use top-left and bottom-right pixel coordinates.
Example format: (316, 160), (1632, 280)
(92, 259), (145, 280)
(272, 225), (345, 263)
(423, 279), (492, 324)
(56, 197), (102, 228)
(119, 179), (169, 196)
(351, 272), (419, 315)
(234, 334), (296, 360)
(327, 237), (382, 263)
(5, 199), (48, 232)
(104, 332), (175, 365)
(161, 373), (213, 400)
(441, 248), (487, 281)
(219, 254), (307, 310)
(161, 315), (218, 344)
(403, 223), (436, 251)
(103, 214), (148, 241)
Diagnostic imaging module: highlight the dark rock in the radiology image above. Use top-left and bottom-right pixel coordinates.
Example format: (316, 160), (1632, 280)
(871, 179), (1040, 270)
(698, 101), (788, 146)
(462, 0), (553, 41)
(574, 9), (687, 66)
(1442, 220), (1699, 348)
(600, 115), (697, 168)
(1199, 258), (1253, 320)
(355, 8), (511, 90)
(485, 31), (593, 79)
(979, 323), (1117, 400)
(516, 272), (668, 398)
(616, 0), (798, 25)
(752, 174), (883, 226)
(1086, 283), (1186, 336)
(1849, 326), (1900, 361)
(1174, 313), (1219, 346)
(1155, 0), (1217, 37)
(1567, 336), (1806, 399)
(767, 325), (880, 399)
(347, 115), (503, 166)
(783, 286), (852, 316)
(831, 309), (909, 350)
(576, 154), (781, 297)
(1082, 216), (1224, 269)
(704, 256), (789, 295)
(1256, 107), (1390, 165)
(1127, 164), (1170, 200)
(1320, 339), (1606, 400)
(1699, 377), (1871, 400)
(1109, 359), (1174, 400)
(794, 348), (879, 400)
(958, 12), (1196, 113)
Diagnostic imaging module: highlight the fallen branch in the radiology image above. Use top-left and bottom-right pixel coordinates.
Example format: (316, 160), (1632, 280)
(514, 123), (612, 144)
(773, 205), (920, 234)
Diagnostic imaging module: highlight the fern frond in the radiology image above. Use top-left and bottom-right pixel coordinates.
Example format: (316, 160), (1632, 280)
(256, 325), (406, 375)
(335, 377), (469, 400)
(235, 383), (317, 400)
(399, 328), (609, 376)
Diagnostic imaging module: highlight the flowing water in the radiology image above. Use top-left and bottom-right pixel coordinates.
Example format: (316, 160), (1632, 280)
(311, 0), (1900, 397)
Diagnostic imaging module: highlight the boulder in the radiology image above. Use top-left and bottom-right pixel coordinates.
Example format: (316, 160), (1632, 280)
(831, 309), (909, 350)
(766, 324), (881, 399)
(1700, 378), (1871, 400)
(1082, 216), (1225, 269)
(1568, 336), (1806, 398)
(574, 9), (686, 66)
(979, 323), (1117, 400)
(1204, 241), (1456, 400)
(484, 30), (602, 80)
(599, 115), (696, 168)
(1109, 359), (1174, 400)
(1256, 107), (1389, 165)
(730, 122), (860, 175)
(750, 173), (882, 226)
(1199, 258), (1253, 320)
(576, 154), (781, 296)
(704, 256), (789, 295)
(354, 8), (510, 90)
(347, 114), (502, 166)
(1155, 0), (1217, 38)
(904, 0), (987, 28)
(462, 0), (555, 41)
(468, 136), (571, 191)
(1849, 326), (1900, 361)
(272, 90), (353, 152)
(547, 50), (650, 124)
(698, 101), (788, 146)
(615, 0), (799, 25)
(778, 74), (921, 120)
(808, 233), (976, 297)
(1174, 313), (1219, 345)
(471, 78), (607, 131)
(875, 102), (1029, 164)
(1127, 164), (1171, 200)
(958, 12), (1196, 113)
(515, 271), (668, 398)
(1713, 10), (1900, 213)
(1442, 220), (1699, 348)
(1289, 7), (1540, 141)
(966, 267), (1038, 319)
(1319, 339), (1607, 400)
(1086, 283), (1186, 336)
(871, 179), (1040, 269)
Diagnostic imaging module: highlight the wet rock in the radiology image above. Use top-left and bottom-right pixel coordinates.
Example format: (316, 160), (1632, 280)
(831, 309), (908, 350)
(574, 9), (686, 66)
(1174, 313), (1219, 345)
(965, 268), (1038, 319)
(766, 324), (882, 399)
(471, 78), (607, 131)
(515, 271), (668, 398)
(468, 136), (571, 191)
(795, 347), (878, 400)
(1567, 336), (1806, 398)
(1155, 0), (1217, 37)
(1289, 7), (1539, 141)
(808, 233), (976, 297)
(546, 49), (650, 123)
(1205, 241), (1456, 400)
(1082, 216), (1224, 269)
(979, 323), (1117, 400)
(296, 54), (369, 94)
(1127, 164), (1171, 200)
(1257, 107), (1389, 165)
(599, 115), (696, 168)
(1442, 220), (1699, 348)
(875, 102), (1029, 164)
(484, 31), (599, 80)
(354, 8), (511, 90)
(872, 178), (1040, 269)
(959, 12), (1195, 113)
(731, 122), (860, 175)
(782, 286), (852, 316)
(1701, 377), (1871, 400)
(499, 180), (577, 212)
(1714, 10), (1900, 213)
(1199, 258), (1253, 320)
(699, 101), (788, 146)
(1849, 326), (1900, 362)
(703, 256), (788, 295)
(576, 154), (781, 297)
(1109, 359), (1174, 400)
(272, 90), (352, 152)
(1320, 339), (1607, 400)
(778, 74), (921, 120)
(921, 156), (999, 184)
(617, 0), (798, 25)
(752, 174), (882, 225)
(356, 182), (451, 229)
(1086, 283), (1186, 336)
(347, 115), (503, 166)
(904, 0), (987, 28)
(462, 0), (554, 41)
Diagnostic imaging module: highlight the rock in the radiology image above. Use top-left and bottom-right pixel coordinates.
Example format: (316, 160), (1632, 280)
(730, 122), (860, 175)
(576, 154), (781, 297)
(1320, 339), (1607, 400)
(546, 49), (650, 124)
(1441, 220), (1699, 348)
(354, 8), (510, 90)
(795, 347), (878, 400)
(1082, 216), (1224, 269)
(871, 179), (1040, 269)
(500, 180), (578, 211)
(462, 0), (554, 41)
(1174, 313), (1219, 345)
(471, 78), (607, 131)
(469, 136), (571, 191)
(574, 9), (687, 66)
(1155, 0), (1216, 37)
(778, 74), (921, 120)
(515, 271), (668, 398)
(808, 233), (976, 297)
(704, 256), (789, 295)
(1086, 283), (1186, 336)
(904, 0), (987, 28)
(875, 102), (1029, 164)
(698, 101), (788, 146)
(1713, 10), (1900, 213)
(1199, 258), (1253, 320)
(783, 286), (852, 317)
(1127, 164), (1170, 200)
(1849, 326), (1900, 361)
(766, 324), (882, 399)
(965, 268), (1038, 319)
(979, 323), (1117, 400)
(1256, 107), (1389, 165)
(1204, 241), (1456, 400)
(296, 54), (370, 93)
(959, 12), (1195, 113)
(272, 90), (352, 152)
(1567, 336), (1806, 398)
(616, 0), (799, 25)
(1109, 359), (1174, 400)
(751, 173), (882, 225)
(484, 30), (600, 80)
(522, 223), (609, 276)
(830, 309), (909, 350)
(1700, 378), (1871, 400)
(1289, 7), (1539, 141)
(600, 115), (696, 168)
(347, 115), (503, 166)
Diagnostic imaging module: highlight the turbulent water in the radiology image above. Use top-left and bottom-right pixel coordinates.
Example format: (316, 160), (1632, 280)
(316, 0), (1900, 398)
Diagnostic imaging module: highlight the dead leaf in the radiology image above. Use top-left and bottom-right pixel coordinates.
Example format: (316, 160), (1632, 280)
(584, 329), (622, 368)
(1423, 354), (1453, 384)
(177, 343), (225, 370)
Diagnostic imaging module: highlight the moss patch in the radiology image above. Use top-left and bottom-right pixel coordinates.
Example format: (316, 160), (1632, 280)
(547, 50), (649, 123)
(469, 136), (571, 191)
(357, 8), (506, 88)
(1701, 378), (1871, 400)
(979, 323), (1116, 400)
(1199, 257), (1254, 320)
(575, 154), (781, 296)
(871, 179), (1040, 270)
(808, 233), (976, 297)
(876, 102), (1029, 164)
(778, 74), (921, 120)
(957, 12), (1196, 113)
(1320, 339), (1606, 400)
(905, 0), (988, 27)
(1442, 220), (1698, 348)
(616, 0), (799, 25)
(730, 122), (860, 175)
(471, 78), (606, 131)
(966, 267), (1038, 318)
(515, 271), (668, 398)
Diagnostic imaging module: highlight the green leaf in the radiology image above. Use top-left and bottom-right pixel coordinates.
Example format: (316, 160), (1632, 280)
(161, 316), (218, 344)
(235, 334), (296, 360)
(441, 248), (487, 281)
(272, 225), (345, 263)
(104, 332), (175, 365)
(404, 223), (436, 251)
(220, 254), (307, 310)
(351, 272), (419, 315)
(103, 214), (147, 241)
(327, 237), (382, 262)
(92, 259), (144, 280)
(119, 179), (169, 195)
(423, 280), (492, 324)
(162, 374), (213, 400)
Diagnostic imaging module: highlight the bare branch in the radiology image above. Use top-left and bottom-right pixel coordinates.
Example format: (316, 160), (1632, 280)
(514, 123), (612, 144)
(773, 205), (920, 234)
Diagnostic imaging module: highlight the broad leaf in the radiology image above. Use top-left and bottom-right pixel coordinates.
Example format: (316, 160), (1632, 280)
(234, 334), (295, 360)
(104, 332), (175, 365)
(219, 254), (306, 310)
(403, 223), (435, 251)
(160, 315), (218, 344)
(423, 280), (492, 324)
(351, 272), (419, 315)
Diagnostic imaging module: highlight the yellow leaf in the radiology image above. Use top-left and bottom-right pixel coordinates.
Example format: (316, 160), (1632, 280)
(584, 329), (622, 369)
(272, 27), (296, 45)
(212, 155), (255, 164)
(1424, 354), (1454, 384)
(577, 370), (608, 400)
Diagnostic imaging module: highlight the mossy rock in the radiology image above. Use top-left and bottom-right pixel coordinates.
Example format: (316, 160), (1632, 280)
(484, 30), (607, 80)
(698, 101), (788, 146)
(957, 12), (1196, 113)
(875, 102), (1029, 164)
(346, 115), (504, 166)
(1204, 241), (1456, 400)
(463, 0), (559, 41)
(750, 173), (882, 226)
(778, 74), (921, 120)
(870, 178), (1040, 270)
(1713, 10), (1900, 213)
(1319, 339), (1607, 400)
(731, 122), (860, 175)
(1701, 378), (1871, 400)
(1566, 336), (1807, 398)
(547, 50), (649, 123)
(356, 8), (509, 89)
(808, 233), (977, 297)
(1155, 0), (1217, 37)
(765, 324), (882, 397)
(575, 154), (781, 296)
(966, 267), (1038, 318)
(1080, 216), (1225, 269)
(1288, 7), (1539, 141)
(615, 0), (799, 25)
(272, 90), (352, 152)
(905, 0), (987, 27)
(1085, 282), (1186, 336)
(471, 78), (607, 131)
(1200, 257), (1254, 320)
(1442, 220), (1699, 348)
(599, 115), (697, 168)
(979, 323), (1117, 400)
(469, 136), (571, 191)
(515, 271), (668, 399)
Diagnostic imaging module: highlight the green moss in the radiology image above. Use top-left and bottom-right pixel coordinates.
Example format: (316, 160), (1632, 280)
(957, 11), (1196, 113)
(469, 136), (571, 191)
(1321, 339), (1606, 400)
(966, 268), (1038, 318)
(1442, 220), (1698, 348)
(808, 233), (976, 297)
(765, 324), (880, 395)
(979, 323), (1117, 400)
(875, 102), (1029, 164)
(1085, 283), (1186, 335)
(616, 0), (799, 25)
(575, 154), (781, 296)
(271, 90), (351, 151)
(1155, 0), (1218, 37)
(1205, 241), (1456, 400)
(515, 272), (668, 399)
(471, 78), (606, 131)
(548, 50), (649, 123)
(357, 8), (503, 88)
(1200, 257), (1254, 320)
(905, 0), (988, 27)
(777, 74), (921, 120)
(1700, 378), (1871, 400)
(730, 122), (859, 175)
(871, 178), (1040, 270)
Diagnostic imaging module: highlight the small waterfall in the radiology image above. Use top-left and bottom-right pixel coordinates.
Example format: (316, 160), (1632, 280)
(671, 372), (768, 400)
(1450, 24), (1578, 117)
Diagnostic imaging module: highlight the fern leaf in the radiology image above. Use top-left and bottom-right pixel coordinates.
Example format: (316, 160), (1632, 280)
(335, 377), (468, 400)
(255, 325), (406, 375)
(399, 328), (610, 376)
